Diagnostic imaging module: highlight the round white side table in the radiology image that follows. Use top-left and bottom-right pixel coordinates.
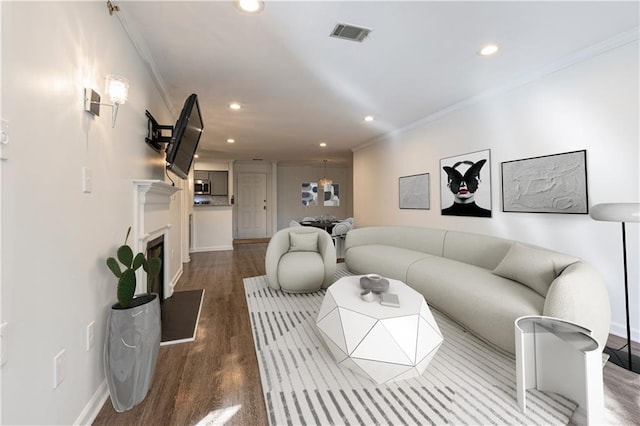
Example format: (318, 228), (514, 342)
(515, 316), (603, 426)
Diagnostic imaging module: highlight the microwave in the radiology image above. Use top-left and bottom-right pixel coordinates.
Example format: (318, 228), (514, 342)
(194, 180), (211, 195)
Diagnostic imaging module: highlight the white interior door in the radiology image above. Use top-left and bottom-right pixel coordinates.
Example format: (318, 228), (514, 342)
(236, 173), (267, 239)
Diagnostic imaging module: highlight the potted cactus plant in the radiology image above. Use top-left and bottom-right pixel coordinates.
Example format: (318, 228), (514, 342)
(104, 227), (162, 412)
(106, 227), (162, 308)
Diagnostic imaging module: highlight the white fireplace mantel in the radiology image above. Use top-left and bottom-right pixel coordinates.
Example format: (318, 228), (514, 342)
(134, 179), (181, 206)
(133, 179), (182, 298)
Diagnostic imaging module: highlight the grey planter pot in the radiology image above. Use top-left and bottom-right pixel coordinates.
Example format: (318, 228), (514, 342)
(104, 293), (161, 412)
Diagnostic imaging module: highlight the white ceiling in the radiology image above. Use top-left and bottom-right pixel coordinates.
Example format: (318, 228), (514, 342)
(119, 1), (639, 164)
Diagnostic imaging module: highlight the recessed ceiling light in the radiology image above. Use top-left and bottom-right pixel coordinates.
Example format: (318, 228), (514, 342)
(364, 115), (374, 122)
(479, 44), (499, 56)
(227, 138), (235, 144)
(193, 154), (199, 158)
(228, 102), (242, 110)
(319, 142), (327, 147)
(237, 0), (264, 13)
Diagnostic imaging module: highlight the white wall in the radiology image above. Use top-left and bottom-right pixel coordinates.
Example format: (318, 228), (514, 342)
(353, 40), (639, 341)
(194, 159), (230, 171)
(1, 2), (181, 424)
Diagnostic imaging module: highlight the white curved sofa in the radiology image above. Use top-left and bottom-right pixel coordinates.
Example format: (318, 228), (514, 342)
(344, 226), (610, 354)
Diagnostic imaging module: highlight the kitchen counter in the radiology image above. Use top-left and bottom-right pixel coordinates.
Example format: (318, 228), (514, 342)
(191, 204), (233, 252)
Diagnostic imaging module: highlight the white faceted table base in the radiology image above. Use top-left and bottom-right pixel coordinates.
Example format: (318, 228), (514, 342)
(316, 276), (443, 384)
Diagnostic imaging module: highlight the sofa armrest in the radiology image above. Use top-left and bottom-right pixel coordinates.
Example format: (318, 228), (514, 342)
(543, 262), (611, 349)
(265, 229), (292, 290)
(345, 227), (388, 251)
(317, 230), (337, 288)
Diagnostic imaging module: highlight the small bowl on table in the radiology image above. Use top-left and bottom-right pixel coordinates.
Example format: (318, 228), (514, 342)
(359, 273), (389, 294)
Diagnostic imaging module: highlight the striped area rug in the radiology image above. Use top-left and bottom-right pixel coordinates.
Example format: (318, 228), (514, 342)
(243, 270), (577, 425)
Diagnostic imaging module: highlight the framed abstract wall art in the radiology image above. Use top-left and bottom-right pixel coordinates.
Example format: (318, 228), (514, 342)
(440, 149), (492, 217)
(323, 183), (340, 207)
(301, 182), (340, 207)
(501, 150), (588, 214)
(399, 173), (430, 209)
(301, 182), (318, 206)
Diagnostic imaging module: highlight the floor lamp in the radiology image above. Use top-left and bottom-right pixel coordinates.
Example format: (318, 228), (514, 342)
(590, 202), (640, 374)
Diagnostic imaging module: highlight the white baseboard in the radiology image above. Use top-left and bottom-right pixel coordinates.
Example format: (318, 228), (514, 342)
(166, 266), (184, 298)
(190, 245), (234, 252)
(74, 380), (109, 425)
(171, 266), (183, 290)
(609, 320), (639, 344)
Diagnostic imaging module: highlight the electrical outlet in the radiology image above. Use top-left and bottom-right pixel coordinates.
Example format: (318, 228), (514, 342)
(53, 349), (66, 389)
(0, 119), (8, 161)
(82, 166), (92, 193)
(86, 321), (95, 351)
(0, 322), (7, 366)
(0, 119), (8, 145)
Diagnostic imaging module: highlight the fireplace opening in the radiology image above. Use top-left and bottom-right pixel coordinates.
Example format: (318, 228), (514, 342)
(146, 234), (165, 303)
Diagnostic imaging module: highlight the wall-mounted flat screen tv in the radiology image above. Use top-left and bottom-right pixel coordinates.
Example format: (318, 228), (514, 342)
(166, 94), (204, 180)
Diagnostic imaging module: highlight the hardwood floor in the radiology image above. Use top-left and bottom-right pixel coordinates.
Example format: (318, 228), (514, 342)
(93, 243), (269, 426)
(93, 243), (640, 425)
(601, 335), (640, 425)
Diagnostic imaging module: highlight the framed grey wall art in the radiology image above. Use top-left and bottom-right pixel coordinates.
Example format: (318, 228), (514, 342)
(440, 149), (492, 217)
(301, 182), (318, 206)
(399, 173), (430, 209)
(501, 150), (588, 214)
(322, 183), (340, 207)
(302, 182), (340, 207)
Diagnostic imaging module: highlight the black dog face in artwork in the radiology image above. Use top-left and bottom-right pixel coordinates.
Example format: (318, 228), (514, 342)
(443, 159), (486, 201)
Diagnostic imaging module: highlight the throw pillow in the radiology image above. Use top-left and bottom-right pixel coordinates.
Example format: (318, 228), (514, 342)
(289, 232), (318, 252)
(491, 243), (579, 296)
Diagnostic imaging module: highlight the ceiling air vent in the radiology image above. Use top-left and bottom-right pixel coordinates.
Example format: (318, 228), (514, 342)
(330, 23), (371, 42)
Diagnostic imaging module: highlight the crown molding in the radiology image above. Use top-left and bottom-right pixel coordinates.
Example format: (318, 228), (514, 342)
(353, 26), (640, 153)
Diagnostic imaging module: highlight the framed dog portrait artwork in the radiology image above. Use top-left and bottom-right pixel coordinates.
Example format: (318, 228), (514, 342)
(440, 149), (492, 217)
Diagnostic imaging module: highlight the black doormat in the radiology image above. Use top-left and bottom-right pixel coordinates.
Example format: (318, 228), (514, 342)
(160, 289), (204, 346)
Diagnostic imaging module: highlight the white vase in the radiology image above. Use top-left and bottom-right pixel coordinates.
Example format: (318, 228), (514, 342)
(104, 293), (161, 412)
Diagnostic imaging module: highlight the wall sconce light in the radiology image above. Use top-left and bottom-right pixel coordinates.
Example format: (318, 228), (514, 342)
(84, 74), (129, 127)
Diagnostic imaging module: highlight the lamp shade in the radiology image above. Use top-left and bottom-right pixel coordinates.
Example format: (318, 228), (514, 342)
(105, 74), (129, 105)
(590, 203), (640, 223)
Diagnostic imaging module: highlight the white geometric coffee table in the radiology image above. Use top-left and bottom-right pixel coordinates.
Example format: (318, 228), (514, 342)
(316, 275), (443, 384)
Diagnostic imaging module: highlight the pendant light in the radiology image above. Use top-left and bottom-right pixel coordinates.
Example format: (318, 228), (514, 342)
(318, 160), (333, 188)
